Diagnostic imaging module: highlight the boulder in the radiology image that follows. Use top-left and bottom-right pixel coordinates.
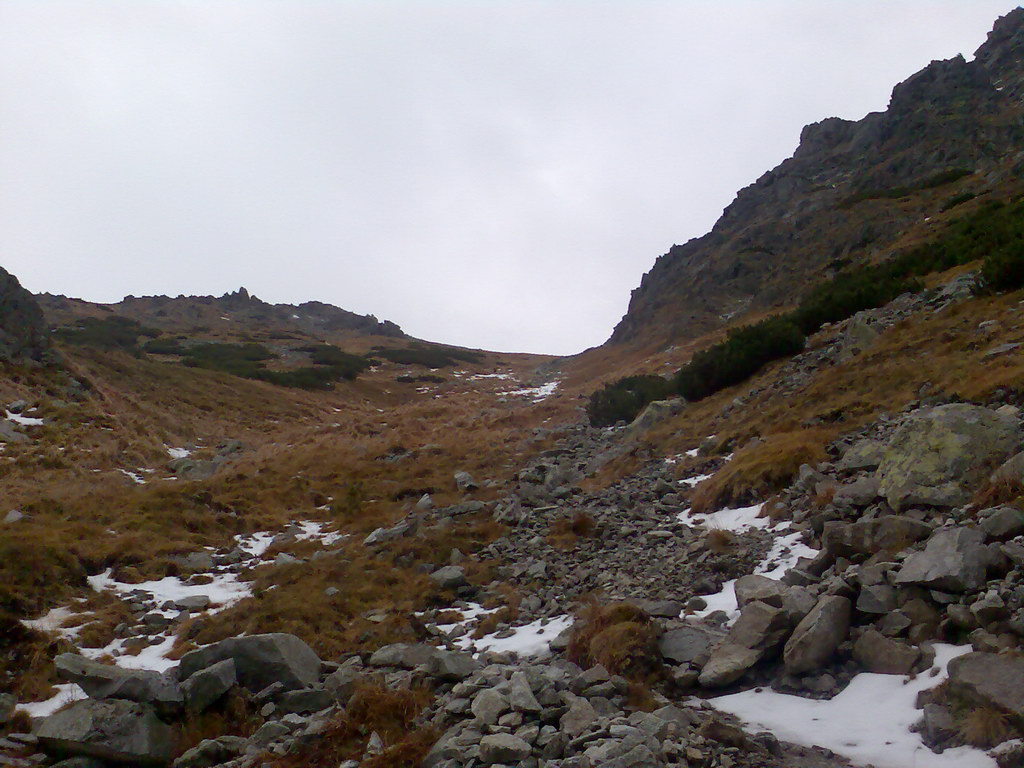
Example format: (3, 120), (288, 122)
(833, 476), (880, 507)
(324, 666), (361, 704)
(55, 654), (182, 711)
(658, 624), (723, 666)
(425, 650), (480, 681)
(852, 630), (919, 674)
(624, 398), (685, 439)
(836, 439), (886, 472)
(697, 643), (762, 688)
(508, 671), (542, 713)
(429, 566), (468, 590)
(947, 652), (1024, 728)
(178, 633), (321, 693)
(0, 420), (29, 443)
(980, 506), (1024, 541)
(783, 596), (851, 674)
(478, 733), (531, 764)
(822, 517), (931, 558)
(37, 699), (172, 766)
(837, 311), (881, 361)
(877, 404), (1022, 511)
(894, 527), (988, 593)
(367, 643), (440, 670)
(181, 659), (235, 712)
(453, 471), (478, 492)
(172, 735), (247, 768)
(559, 693), (597, 737)
(734, 575), (789, 608)
(470, 689), (508, 726)
(727, 602), (791, 651)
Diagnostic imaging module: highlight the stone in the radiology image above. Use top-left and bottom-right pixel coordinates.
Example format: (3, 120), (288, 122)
(470, 689), (508, 726)
(992, 450), (1024, 484)
(508, 671), (542, 713)
(836, 439), (886, 471)
(425, 650), (480, 681)
(453, 471), (478, 492)
(178, 633), (321, 692)
(0, 421), (29, 443)
(993, 739), (1024, 768)
(172, 735), (246, 768)
(181, 659), (235, 712)
(324, 667), (361, 704)
(837, 311), (881, 361)
(947, 652), (1024, 728)
(478, 733), (531, 764)
(728, 602), (791, 651)
(980, 506), (1024, 541)
(624, 398), (685, 439)
(783, 596), (851, 674)
(173, 595), (211, 612)
(169, 552), (214, 573)
(37, 699), (172, 766)
(734, 575), (789, 608)
(54, 654), (182, 711)
(697, 643), (762, 688)
(276, 686), (332, 714)
(0, 693), (14, 723)
(894, 527), (988, 593)
(3, 509), (25, 524)
(852, 630), (919, 674)
(429, 566), (468, 590)
(856, 584), (897, 614)
(833, 476), (880, 507)
(822, 517), (932, 558)
(367, 643), (440, 670)
(877, 404), (1022, 511)
(658, 624), (723, 666)
(559, 694), (597, 737)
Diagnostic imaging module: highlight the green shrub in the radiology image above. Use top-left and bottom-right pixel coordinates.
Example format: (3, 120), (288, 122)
(373, 345), (482, 369)
(297, 344), (372, 379)
(53, 316), (159, 353)
(981, 242), (1024, 292)
(182, 343), (275, 377)
(791, 263), (922, 335)
(586, 375), (674, 427)
(839, 168), (972, 208)
(142, 338), (186, 355)
(675, 317), (805, 401)
(941, 192), (976, 212)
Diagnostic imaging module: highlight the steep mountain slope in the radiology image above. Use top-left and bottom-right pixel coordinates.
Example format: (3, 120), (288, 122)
(610, 7), (1024, 349)
(36, 287), (404, 347)
(0, 266), (51, 364)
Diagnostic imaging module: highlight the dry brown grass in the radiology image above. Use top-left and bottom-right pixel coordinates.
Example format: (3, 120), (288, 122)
(704, 527), (735, 554)
(0, 613), (73, 702)
(960, 706), (1012, 748)
(547, 510), (597, 550)
(566, 599), (662, 680)
(973, 478), (1024, 510)
(272, 680), (435, 768)
(690, 430), (829, 514)
(173, 689), (262, 758)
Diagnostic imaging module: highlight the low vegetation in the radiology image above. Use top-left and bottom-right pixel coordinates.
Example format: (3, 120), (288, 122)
(53, 316), (159, 353)
(566, 600), (662, 680)
(586, 375), (674, 427)
(373, 344), (483, 369)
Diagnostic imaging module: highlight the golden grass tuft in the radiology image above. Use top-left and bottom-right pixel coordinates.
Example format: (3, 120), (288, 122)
(704, 527), (735, 554)
(690, 430), (828, 514)
(547, 510), (597, 550)
(173, 689), (262, 758)
(960, 705), (1011, 748)
(566, 599), (662, 680)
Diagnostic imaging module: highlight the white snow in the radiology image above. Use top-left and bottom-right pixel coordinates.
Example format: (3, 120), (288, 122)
(469, 372), (515, 381)
(679, 503), (770, 533)
(17, 683), (87, 717)
(293, 521), (346, 547)
(712, 644), (995, 768)
(502, 381), (559, 402)
(166, 447), (191, 459)
(235, 530), (276, 558)
(458, 615), (572, 657)
(685, 447), (701, 458)
(22, 606), (81, 640)
(678, 473), (712, 488)
(117, 469), (146, 485)
(87, 569), (252, 612)
(5, 410), (43, 426)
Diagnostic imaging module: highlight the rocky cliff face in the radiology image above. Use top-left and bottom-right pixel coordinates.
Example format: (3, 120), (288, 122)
(36, 287), (405, 340)
(610, 8), (1024, 348)
(0, 266), (50, 364)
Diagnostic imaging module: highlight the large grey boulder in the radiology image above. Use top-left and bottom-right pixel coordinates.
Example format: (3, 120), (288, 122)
(624, 398), (685, 438)
(658, 624), (724, 666)
(734, 575), (789, 608)
(822, 517), (931, 558)
(852, 630), (919, 674)
(836, 439), (886, 472)
(478, 733), (531, 764)
(429, 565), (467, 590)
(697, 643), (762, 688)
(894, 527), (988, 593)
(727, 602), (791, 651)
(55, 654), (182, 711)
(178, 633), (320, 692)
(37, 699), (172, 766)
(0, 420), (30, 443)
(425, 650), (480, 681)
(181, 658), (236, 712)
(453, 471), (478, 492)
(947, 652), (1024, 728)
(367, 643), (440, 670)
(783, 596), (851, 674)
(877, 404), (1022, 510)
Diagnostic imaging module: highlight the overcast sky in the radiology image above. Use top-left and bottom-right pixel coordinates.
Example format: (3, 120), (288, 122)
(0, 2), (1019, 355)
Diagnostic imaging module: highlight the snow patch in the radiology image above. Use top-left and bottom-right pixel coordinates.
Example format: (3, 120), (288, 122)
(166, 446), (191, 459)
(712, 644), (995, 768)
(6, 410), (43, 426)
(458, 615), (572, 657)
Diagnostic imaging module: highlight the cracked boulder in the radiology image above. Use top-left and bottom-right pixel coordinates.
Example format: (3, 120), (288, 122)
(37, 699), (172, 766)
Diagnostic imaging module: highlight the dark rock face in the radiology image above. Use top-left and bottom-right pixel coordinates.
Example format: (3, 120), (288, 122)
(0, 266), (50, 363)
(36, 699), (172, 766)
(608, 9), (1024, 348)
(178, 633), (321, 693)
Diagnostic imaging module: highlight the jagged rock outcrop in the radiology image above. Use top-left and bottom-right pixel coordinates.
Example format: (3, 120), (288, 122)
(0, 266), (51, 364)
(609, 8), (1024, 348)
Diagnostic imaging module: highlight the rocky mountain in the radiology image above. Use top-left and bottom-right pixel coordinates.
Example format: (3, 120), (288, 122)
(36, 287), (405, 341)
(610, 7), (1024, 348)
(0, 266), (51, 364)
